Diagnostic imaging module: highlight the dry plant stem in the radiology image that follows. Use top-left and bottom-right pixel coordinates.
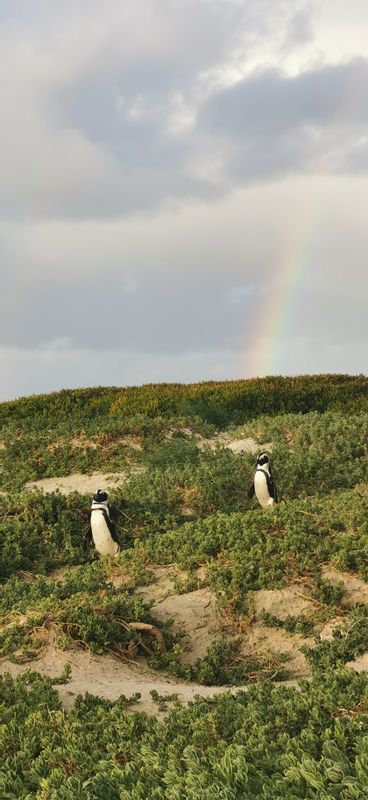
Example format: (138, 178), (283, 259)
(128, 622), (166, 652)
(291, 588), (330, 610)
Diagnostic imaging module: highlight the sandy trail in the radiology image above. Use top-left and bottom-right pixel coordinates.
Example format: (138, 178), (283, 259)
(3, 561), (368, 717)
(25, 470), (139, 495)
(0, 647), (253, 716)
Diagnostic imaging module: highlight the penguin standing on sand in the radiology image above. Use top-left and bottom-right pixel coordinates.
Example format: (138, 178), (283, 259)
(248, 452), (278, 509)
(83, 490), (120, 557)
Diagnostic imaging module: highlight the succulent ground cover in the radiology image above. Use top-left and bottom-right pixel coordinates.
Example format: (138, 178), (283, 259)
(1, 375), (368, 797)
(2, 667), (368, 798)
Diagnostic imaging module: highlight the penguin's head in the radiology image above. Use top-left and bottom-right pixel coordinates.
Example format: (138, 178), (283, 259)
(93, 489), (108, 503)
(256, 452), (270, 467)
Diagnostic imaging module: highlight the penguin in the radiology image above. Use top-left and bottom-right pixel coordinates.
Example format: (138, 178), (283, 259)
(248, 452), (278, 509)
(83, 489), (121, 557)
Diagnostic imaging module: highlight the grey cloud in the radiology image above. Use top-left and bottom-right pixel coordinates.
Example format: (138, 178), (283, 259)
(200, 59), (368, 182)
(344, 139), (368, 172)
(0, 1), (367, 401)
(202, 60), (368, 135)
(0, 0), (317, 221)
(1, 330), (366, 403)
(0, 342), (253, 402)
(37, 56), (368, 221)
(0, 270), (255, 354)
(282, 5), (315, 50)
(1, 170), (366, 361)
(282, 287), (367, 348)
(41, 57), (368, 216)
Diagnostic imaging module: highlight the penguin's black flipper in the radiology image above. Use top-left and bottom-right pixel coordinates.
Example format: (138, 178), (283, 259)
(102, 509), (121, 546)
(248, 482), (255, 499)
(266, 474), (278, 503)
(110, 522), (120, 546)
(110, 504), (121, 524)
(83, 526), (93, 550)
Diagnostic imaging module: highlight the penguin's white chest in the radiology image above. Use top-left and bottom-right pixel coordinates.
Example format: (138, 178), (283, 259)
(254, 470), (275, 509)
(91, 512), (119, 556)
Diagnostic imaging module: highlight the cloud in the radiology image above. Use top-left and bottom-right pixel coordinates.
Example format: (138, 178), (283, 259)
(1, 175), (366, 361)
(3, 47), (368, 220)
(0, 1), (367, 400)
(200, 58), (368, 182)
(1, 327), (366, 403)
(0, 0), (317, 221)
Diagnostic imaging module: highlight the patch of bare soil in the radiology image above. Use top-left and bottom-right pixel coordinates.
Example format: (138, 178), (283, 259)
(135, 567), (219, 664)
(140, 570), (317, 678)
(25, 469), (143, 495)
(249, 571), (368, 677)
(138, 572), (321, 678)
(242, 625), (311, 678)
(252, 585), (315, 619)
(347, 652), (368, 673)
(322, 566), (368, 607)
(319, 567), (368, 672)
(0, 647), (242, 717)
(227, 438), (273, 455)
(46, 434), (143, 454)
(196, 433), (272, 455)
(319, 617), (345, 641)
(69, 437), (98, 450)
(244, 585), (316, 679)
(1, 577), (321, 715)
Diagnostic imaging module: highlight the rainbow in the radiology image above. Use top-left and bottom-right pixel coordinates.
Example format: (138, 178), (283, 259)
(247, 58), (362, 378)
(248, 200), (320, 377)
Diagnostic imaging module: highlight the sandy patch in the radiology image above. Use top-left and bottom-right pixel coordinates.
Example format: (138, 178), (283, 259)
(25, 470), (140, 495)
(242, 585), (315, 678)
(136, 567), (219, 664)
(319, 617), (345, 641)
(70, 437), (98, 450)
(227, 438), (273, 455)
(318, 569), (368, 669)
(49, 565), (81, 580)
(0, 647), (244, 716)
(322, 567), (368, 607)
(242, 624), (311, 678)
(253, 586), (314, 620)
(347, 652), (368, 673)
(1, 577), (311, 713)
(196, 433), (272, 455)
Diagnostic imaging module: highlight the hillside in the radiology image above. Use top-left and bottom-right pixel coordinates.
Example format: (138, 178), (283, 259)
(2, 374), (368, 798)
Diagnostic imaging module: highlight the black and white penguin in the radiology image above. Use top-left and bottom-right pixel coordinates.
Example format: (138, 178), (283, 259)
(83, 490), (120, 557)
(248, 452), (278, 509)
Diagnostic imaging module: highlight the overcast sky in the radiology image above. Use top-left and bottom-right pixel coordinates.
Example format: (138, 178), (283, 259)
(1, 0), (367, 401)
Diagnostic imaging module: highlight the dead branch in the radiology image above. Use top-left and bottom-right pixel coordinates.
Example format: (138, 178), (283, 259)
(127, 622), (166, 652)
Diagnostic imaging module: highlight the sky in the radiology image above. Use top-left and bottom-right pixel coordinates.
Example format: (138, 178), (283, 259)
(0, 0), (367, 401)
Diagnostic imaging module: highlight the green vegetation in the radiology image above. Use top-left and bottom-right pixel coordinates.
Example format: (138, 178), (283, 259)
(2, 373), (367, 425)
(261, 611), (316, 637)
(1, 375), (368, 795)
(2, 668), (368, 798)
(303, 606), (368, 672)
(0, 562), (160, 662)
